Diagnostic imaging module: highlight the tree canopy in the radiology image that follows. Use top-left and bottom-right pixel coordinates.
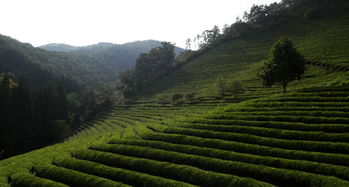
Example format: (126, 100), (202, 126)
(118, 42), (175, 96)
(260, 36), (306, 93)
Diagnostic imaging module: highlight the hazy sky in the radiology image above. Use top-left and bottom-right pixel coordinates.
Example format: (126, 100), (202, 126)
(0, 0), (278, 48)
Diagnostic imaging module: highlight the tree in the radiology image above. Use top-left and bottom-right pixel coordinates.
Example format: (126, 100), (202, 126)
(185, 38), (191, 50)
(211, 25), (221, 39)
(231, 81), (245, 96)
(222, 24), (230, 34)
(243, 4), (268, 24)
(195, 34), (201, 49)
(200, 26), (221, 47)
(118, 42), (175, 96)
(260, 36), (305, 93)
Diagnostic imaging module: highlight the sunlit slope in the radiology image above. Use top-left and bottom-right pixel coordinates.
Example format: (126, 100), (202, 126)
(2, 86), (349, 186)
(136, 13), (349, 101)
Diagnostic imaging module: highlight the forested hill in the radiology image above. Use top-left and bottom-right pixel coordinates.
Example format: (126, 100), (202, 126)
(0, 36), (183, 87)
(40, 41), (183, 55)
(38, 43), (77, 52)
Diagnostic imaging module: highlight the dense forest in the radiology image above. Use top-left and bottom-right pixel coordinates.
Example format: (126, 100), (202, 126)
(0, 74), (69, 157)
(0, 72), (118, 159)
(0, 36), (185, 159)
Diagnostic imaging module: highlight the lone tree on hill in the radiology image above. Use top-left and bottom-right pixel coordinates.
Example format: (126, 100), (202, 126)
(260, 36), (305, 93)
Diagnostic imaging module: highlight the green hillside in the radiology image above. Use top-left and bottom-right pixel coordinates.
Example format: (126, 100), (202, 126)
(0, 37), (180, 87)
(2, 86), (349, 186)
(135, 11), (349, 102)
(1, 4), (349, 187)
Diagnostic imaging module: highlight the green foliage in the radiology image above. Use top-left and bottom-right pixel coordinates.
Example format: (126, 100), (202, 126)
(304, 8), (323, 19)
(231, 81), (245, 96)
(0, 74), (117, 159)
(177, 122), (349, 142)
(193, 118), (349, 133)
(54, 157), (196, 187)
(2, 85), (349, 186)
(48, 120), (70, 142)
(185, 0), (349, 64)
(162, 127), (349, 154)
(243, 4), (270, 24)
(260, 37), (305, 92)
(184, 93), (196, 103)
(171, 93), (183, 102)
(33, 164), (129, 187)
(98, 142), (349, 186)
(10, 173), (68, 187)
(144, 130), (349, 167)
(175, 50), (195, 66)
(136, 11), (349, 101)
(210, 113), (349, 124)
(2, 2), (349, 187)
(118, 42), (176, 96)
(0, 35), (180, 88)
(326, 78), (349, 86)
(117, 70), (136, 97)
(215, 79), (226, 98)
(74, 149), (269, 187)
(170, 93), (185, 106)
(110, 139), (349, 182)
(0, 78), (70, 158)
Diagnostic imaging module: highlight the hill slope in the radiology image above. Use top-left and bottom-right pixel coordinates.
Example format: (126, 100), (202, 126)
(1, 8), (349, 187)
(1, 36), (183, 87)
(39, 43), (77, 52)
(2, 85), (349, 187)
(134, 12), (349, 101)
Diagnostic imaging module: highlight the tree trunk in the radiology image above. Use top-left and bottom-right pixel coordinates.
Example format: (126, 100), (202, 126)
(282, 82), (287, 93)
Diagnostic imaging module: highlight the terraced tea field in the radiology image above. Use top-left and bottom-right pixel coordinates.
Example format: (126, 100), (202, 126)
(134, 12), (349, 101)
(1, 84), (348, 187)
(1, 10), (349, 187)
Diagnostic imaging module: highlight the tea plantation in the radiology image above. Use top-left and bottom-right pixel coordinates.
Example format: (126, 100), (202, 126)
(1, 12), (349, 187)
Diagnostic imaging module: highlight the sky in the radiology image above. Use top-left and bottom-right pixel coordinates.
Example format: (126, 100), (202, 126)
(0, 0), (279, 48)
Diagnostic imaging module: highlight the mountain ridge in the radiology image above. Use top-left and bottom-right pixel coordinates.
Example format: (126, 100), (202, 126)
(0, 36), (183, 87)
(39, 40), (183, 54)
